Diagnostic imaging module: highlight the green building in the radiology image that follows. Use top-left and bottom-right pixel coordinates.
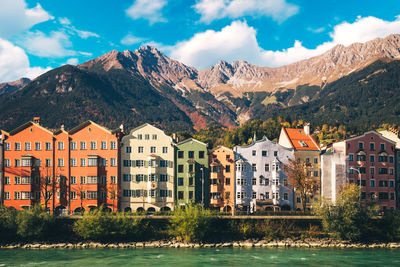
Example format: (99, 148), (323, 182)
(175, 138), (209, 208)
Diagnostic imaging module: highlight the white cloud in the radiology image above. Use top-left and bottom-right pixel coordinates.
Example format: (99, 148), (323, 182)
(194, 0), (299, 23)
(0, 38), (50, 82)
(121, 33), (146, 45)
(66, 58), (79, 65)
(59, 17), (71, 25)
(59, 17), (99, 39)
(0, 0), (53, 38)
(126, 0), (167, 24)
(20, 31), (76, 58)
(170, 16), (400, 69)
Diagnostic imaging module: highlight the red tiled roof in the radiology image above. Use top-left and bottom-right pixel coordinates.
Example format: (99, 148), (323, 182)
(283, 128), (320, 151)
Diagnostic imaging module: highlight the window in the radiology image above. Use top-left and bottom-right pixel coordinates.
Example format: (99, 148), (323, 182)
(123, 174), (132, 182)
(4, 159), (10, 167)
(87, 176), (98, 184)
(111, 176), (116, 184)
(110, 158), (117, 166)
(178, 151), (184, 158)
(87, 191), (98, 200)
(15, 142), (21, 151)
(390, 180), (394, 187)
(226, 178), (230, 185)
(25, 142), (31, 151)
(188, 151), (194, 158)
(70, 142), (77, 150)
(370, 143), (375, 151)
(262, 151), (267, 157)
(150, 146), (156, 153)
(189, 164), (194, 172)
(314, 158), (318, 164)
(136, 160), (145, 167)
(274, 151), (278, 157)
(252, 150), (256, 156)
(4, 142), (10, 151)
(4, 177), (10, 185)
(138, 146), (144, 153)
(178, 165), (184, 173)
(160, 189), (168, 198)
(110, 141), (117, 150)
(358, 142), (364, 149)
(80, 191), (86, 199)
(379, 155), (388, 162)
(137, 134), (142, 140)
(313, 171), (319, 177)
(379, 192), (389, 200)
(101, 176), (107, 184)
(265, 179), (269, 186)
(390, 193), (395, 200)
(371, 167), (375, 175)
(379, 180), (388, 187)
(370, 155), (375, 162)
(125, 146), (132, 153)
(178, 177), (184, 186)
(70, 158), (77, 167)
(35, 158), (41, 167)
(145, 134), (149, 140)
(188, 191), (194, 200)
(21, 176), (31, 184)
(136, 174), (146, 182)
(283, 179), (288, 186)
(284, 193), (288, 200)
(389, 156), (394, 163)
(58, 142), (64, 150)
(80, 158), (86, 167)
(349, 167), (354, 174)
(225, 165), (231, 173)
(381, 143), (385, 151)
(14, 192), (20, 200)
(101, 141), (107, 150)
(35, 142), (41, 151)
(90, 141), (97, 150)
(178, 191), (184, 200)
(45, 159), (51, 167)
(101, 158), (107, 167)
(70, 191), (77, 200)
(70, 176), (76, 184)
(88, 157), (97, 167)
(252, 178), (256, 185)
(370, 180), (375, 187)
(149, 174), (157, 182)
(4, 192), (10, 200)
(159, 174), (168, 182)
(349, 154), (354, 161)
(252, 191), (257, 199)
(252, 164), (257, 171)
(21, 192), (31, 200)
(58, 158), (64, 167)
(358, 167), (366, 174)
(298, 140), (308, 147)
(379, 168), (388, 174)
(198, 151), (205, 158)
(80, 141), (86, 150)
(163, 147), (168, 153)
(390, 168), (394, 175)
(152, 134), (157, 140)
(265, 192), (270, 199)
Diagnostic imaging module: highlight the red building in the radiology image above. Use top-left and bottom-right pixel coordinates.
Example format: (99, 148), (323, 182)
(345, 131), (396, 211)
(0, 118), (122, 214)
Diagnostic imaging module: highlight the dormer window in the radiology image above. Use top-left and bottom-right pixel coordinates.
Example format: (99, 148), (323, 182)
(298, 140), (308, 147)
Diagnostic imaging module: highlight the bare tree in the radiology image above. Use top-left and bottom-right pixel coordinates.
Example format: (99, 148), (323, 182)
(37, 165), (60, 212)
(285, 159), (319, 212)
(107, 182), (121, 212)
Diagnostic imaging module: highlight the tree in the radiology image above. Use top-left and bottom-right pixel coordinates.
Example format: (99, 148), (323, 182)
(107, 182), (121, 212)
(285, 159), (319, 212)
(314, 183), (378, 241)
(37, 165), (60, 213)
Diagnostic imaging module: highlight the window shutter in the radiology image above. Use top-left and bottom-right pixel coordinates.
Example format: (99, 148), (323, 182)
(144, 175), (148, 182)
(144, 190), (148, 197)
(169, 161), (173, 168)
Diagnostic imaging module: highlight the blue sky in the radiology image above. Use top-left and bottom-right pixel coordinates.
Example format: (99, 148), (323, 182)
(1, 0), (400, 82)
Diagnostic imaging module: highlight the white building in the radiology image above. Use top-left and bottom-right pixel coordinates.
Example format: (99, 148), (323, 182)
(234, 136), (294, 212)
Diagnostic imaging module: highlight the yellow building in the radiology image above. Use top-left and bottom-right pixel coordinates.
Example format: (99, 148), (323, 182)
(278, 124), (321, 211)
(121, 124), (175, 212)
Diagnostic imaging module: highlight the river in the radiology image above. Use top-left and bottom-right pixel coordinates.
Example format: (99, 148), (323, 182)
(0, 247), (399, 266)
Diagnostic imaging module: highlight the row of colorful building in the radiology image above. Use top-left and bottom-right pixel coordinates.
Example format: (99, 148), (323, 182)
(0, 118), (398, 215)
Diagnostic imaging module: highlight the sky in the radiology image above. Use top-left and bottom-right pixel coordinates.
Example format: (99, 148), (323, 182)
(1, 0), (400, 82)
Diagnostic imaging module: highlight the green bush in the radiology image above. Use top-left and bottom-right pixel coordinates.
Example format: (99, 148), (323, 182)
(73, 209), (144, 241)
(169, 205), (213, 242)
(314, 184), (377, 241)
(16, 205), (55, 240)
(0, 206), (17, 239)
(380, 211), (400, 241)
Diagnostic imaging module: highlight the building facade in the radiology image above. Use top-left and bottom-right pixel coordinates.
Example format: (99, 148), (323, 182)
(234, 137), (294, 212)
(176, 138), (209, 208)
(0, 129), (7, 205)
(1, 119), (121, 214)
(120, 124), (175, 212)
(279, 124), (321, 211)
(209, 146), (235, 212)
(68, 121), (121, 214)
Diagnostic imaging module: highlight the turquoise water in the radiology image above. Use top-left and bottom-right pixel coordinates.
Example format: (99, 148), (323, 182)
(0, 248), (399, 266)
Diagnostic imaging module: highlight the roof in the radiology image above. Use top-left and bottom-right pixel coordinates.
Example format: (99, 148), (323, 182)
(210, 145), (233, 153)
(282, 127), (320, 151)
(345, 130), (396, 145)
(177, 138), (207, 147)
(68, 120), (120, 135)
(234, 135), (293, 151)
(9, 121), (54, 136)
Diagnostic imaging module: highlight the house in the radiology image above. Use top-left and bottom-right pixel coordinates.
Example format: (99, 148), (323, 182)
(234, 136), (294, 212)
(279, 124), (321, 211)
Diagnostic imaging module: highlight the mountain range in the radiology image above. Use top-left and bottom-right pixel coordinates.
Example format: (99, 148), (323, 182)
(0, 34), (400, 132)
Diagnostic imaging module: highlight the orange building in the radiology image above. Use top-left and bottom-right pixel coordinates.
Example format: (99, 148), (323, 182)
(1, 119), (122, 214)
(69, 121), (122, 214)
(209, 146), (235, 213)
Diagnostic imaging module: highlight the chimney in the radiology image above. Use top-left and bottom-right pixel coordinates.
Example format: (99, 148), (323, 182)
(61, 124), (65, 131)
(304, 123), (310, 136)
(172, 133), (178, 143)
(119, 124), (124, 132)
(33, 117), (40, 125)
